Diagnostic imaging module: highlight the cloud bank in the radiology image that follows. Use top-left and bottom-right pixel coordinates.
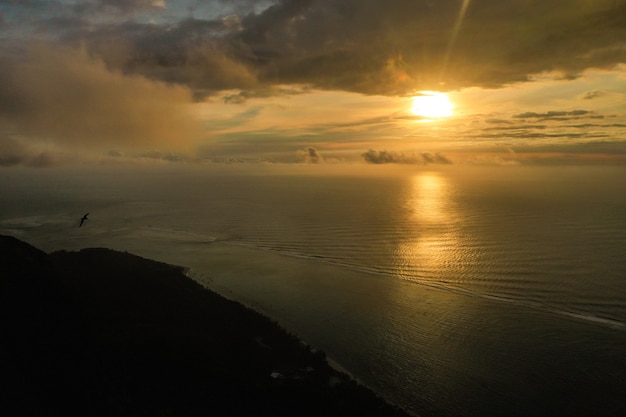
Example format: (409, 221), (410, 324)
(0, 44), (200, 160)
(3, 0), (625, 97)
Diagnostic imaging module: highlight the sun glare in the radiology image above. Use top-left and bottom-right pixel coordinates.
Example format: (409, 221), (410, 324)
(411, 91), (454, 118)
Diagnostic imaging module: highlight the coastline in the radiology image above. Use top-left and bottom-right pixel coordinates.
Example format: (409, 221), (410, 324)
(181, 266), (427, 417)
(181, 267), (422, 416)
(182, 268), (357, 377)
(0, 235), (410, 417)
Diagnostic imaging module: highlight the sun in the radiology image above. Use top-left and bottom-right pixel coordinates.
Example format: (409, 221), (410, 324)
(411, 91), (454, 118)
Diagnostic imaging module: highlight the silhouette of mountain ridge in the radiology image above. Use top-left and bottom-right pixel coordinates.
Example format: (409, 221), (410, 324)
(0, 235), (408, 417)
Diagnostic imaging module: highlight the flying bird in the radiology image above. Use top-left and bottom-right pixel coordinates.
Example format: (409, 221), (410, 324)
(79, 213), (89, 228)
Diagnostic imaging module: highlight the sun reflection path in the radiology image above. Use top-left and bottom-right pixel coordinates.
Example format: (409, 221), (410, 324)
(410, 173), (450, 223)
(395, 172), (465, 283)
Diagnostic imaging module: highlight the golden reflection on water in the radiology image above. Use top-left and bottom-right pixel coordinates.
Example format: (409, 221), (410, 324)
(396, 171), (461, 281)
(410, 173), (450, 223)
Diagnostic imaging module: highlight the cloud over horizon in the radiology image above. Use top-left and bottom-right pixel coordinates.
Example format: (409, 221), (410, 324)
(362, 149), (452, 165)
(0, 44), (200, 160)
(298, 146), (323, 164)
(0, 135), (58, 167)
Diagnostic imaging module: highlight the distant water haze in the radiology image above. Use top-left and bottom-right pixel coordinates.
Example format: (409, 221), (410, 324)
(2, 164), (625, 416)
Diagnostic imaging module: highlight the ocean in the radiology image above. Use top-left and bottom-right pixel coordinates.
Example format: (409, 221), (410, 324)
(2, 164), (626, 416)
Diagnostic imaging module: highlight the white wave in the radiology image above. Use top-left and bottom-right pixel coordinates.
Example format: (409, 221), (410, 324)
(138, 226), (217, 244)
(1, 216), (44, 228)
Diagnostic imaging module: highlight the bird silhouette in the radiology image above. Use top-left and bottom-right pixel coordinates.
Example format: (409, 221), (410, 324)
(79, 213), (89, 228)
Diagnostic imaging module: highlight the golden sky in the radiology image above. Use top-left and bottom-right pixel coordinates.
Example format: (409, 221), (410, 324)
(1, 0), (625, 166)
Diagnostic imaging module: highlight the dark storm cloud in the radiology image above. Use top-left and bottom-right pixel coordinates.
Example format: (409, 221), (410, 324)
(4, 0), (625, 97)
(362, 149), (451, 165)
(59, 18), (257, 99)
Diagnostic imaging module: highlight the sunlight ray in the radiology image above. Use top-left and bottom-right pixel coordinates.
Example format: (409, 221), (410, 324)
(440, 0), (472, 82)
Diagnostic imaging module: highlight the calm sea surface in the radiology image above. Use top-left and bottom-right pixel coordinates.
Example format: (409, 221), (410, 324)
(2, 164), (626, 416)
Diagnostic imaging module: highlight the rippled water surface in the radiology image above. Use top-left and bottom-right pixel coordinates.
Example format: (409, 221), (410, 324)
(2, 165), (626, 416)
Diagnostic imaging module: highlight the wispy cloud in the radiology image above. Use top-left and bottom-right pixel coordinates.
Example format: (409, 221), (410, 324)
(581, 90), (606, 100)
(512, 110), (595, 119)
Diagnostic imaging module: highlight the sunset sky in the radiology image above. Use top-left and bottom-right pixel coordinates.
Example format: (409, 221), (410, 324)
(1, 0), (625, 167)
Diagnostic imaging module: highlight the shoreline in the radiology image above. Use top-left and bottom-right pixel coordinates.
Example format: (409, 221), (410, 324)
(182, 266), (421, 417)
(183, 267), (358, 376)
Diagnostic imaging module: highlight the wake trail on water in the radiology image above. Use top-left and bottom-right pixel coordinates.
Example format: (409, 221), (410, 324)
(221, 239), (626, 332)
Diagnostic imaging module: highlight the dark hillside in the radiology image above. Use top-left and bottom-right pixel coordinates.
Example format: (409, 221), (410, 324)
(0, 236), (85, 415)
(0, 236), (409, 417)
